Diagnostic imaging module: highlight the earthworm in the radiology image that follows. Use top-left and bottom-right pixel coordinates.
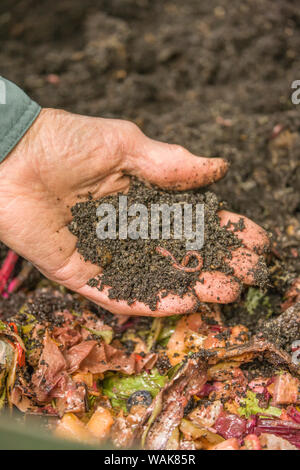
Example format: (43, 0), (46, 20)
(156, 246), (203, 273)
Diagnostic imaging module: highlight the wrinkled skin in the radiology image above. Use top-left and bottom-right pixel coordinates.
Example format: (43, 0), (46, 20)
(0, 109), (269, 316)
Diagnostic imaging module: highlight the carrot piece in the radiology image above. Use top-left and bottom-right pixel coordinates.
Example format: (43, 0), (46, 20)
(272, 373), (300, 405)
(167, 313), (204, 366)
(72, 372), (93, 388)
(243, 434), (262, 450)
(87, 406), (114, 441)
(55, 413), (94, 443)
(211, 437), (240, 450)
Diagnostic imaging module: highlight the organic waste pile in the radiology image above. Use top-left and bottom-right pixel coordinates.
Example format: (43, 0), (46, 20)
(69, 179), (262, 309)
(0, 287), (299, 450)
(1, 0), (299, 318)
(0, 0), (299, 451)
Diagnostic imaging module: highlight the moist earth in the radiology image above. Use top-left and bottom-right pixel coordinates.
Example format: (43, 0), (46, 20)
(69, 179), (264, 309)
(0, 0), (299, 326)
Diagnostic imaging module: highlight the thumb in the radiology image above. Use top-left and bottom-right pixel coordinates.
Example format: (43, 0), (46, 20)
(127, 134), (229, 190)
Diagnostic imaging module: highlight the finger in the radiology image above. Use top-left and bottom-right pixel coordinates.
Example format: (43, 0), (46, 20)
(218, 210), (270, 254)
(127, 134), (229, 190)
(193, 271), (241, 303)
(34, 227), (102, 290)
(156, 290), (198, 315)
(77, 283), (198, 317)
(225, 247), (261, 285)
(38, 252), (101, 290)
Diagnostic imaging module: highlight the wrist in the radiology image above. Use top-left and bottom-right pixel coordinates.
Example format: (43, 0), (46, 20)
(0, 108), (56, 183)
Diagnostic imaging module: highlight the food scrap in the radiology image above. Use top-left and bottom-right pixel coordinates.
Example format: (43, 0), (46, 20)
(0, 284), (299, 450)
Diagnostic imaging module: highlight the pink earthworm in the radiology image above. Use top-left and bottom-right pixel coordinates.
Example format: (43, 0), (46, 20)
(156, 246), (203, 273)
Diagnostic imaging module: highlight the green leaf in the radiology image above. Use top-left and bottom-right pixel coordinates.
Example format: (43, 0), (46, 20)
(21, 323), (35, 336)
(167, 362), (183, 380)
(238, 391), (282, 419)
(141, 393), (163, 448)
(157, 315), (180, 346)
(0, 387), (6, 411)
(102, 369), (168, 412)
(147, 318), (162, 351)
(87, 394), (96, 410)
(245, 288), (273, 317)
(81, 326), (113, 344)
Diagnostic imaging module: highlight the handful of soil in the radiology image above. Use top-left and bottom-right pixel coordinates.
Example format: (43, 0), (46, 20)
(69, 179), (260, 310)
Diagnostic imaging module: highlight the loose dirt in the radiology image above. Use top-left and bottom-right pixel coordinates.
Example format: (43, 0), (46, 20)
(69, 180), (250, 309)
(0, 0), (299, 324)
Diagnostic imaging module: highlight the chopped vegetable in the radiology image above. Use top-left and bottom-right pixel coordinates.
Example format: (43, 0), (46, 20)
(166, 427), (180, 450)
(157, 315), (181, 346)
(211, 437), (240, 450)
(55, 413), (95, 443)
(287, 406), (300, 424)
(238, 391), (282, 419)
(0, 386), (5, 411)
(147, 318), (162, 351)
(243, 434), (262, 450)
(180, 418), (224, 444)
(15, 342), (25, 367)
(102, 369), (168, 411)
(167, 362), (183, 380)
(214, 413), (247, 439)
(6, 347), (19, 409)
(81, 325), (113, 344)
(72, 372), (94, 388)
(7, 261), (33, 294)
(86, 406), (114, 441)
(141, 393), (163, 448)
(0, 285), (298, 451)
(272, 373), (300, 405)
(255, 418), (300, 449)
(167, 313), (204, 365)
(0, 250), (19, 295)
(189, 400), (223, 427)
(245, 288), (272, 317)
(259, 432), (297, 450)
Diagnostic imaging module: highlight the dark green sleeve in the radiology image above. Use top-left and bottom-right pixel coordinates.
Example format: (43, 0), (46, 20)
(0, 77), (41, 162)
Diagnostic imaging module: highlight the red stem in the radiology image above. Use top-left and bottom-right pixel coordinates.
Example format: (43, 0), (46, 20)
(7, 261), (32, 294)
(0, 250), (19, 294)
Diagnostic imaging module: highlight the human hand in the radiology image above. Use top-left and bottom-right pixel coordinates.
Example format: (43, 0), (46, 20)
(0, 109), (269, 316)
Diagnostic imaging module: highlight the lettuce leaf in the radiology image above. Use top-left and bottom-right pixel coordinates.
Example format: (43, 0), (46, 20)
(245, 288), (272, 317)
(238, 391), (282, 419)
(102, 369), (168, 411)
(157, 315), (181, 346)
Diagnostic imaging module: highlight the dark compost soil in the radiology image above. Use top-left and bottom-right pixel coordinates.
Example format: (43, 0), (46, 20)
(0, 0), (299, 328)
(68, 179), (256, 309)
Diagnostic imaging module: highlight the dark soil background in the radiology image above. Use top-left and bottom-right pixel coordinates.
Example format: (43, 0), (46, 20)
(0, 0), (299, 319)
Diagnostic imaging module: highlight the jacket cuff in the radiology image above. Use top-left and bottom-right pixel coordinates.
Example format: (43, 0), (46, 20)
(0, 77), (41, 162)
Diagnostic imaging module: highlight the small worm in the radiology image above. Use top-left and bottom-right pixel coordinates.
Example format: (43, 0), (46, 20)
(156, 246), (203, 273)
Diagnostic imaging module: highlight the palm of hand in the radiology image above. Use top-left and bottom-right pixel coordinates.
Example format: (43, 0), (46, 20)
(0, 109), (269, 316)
